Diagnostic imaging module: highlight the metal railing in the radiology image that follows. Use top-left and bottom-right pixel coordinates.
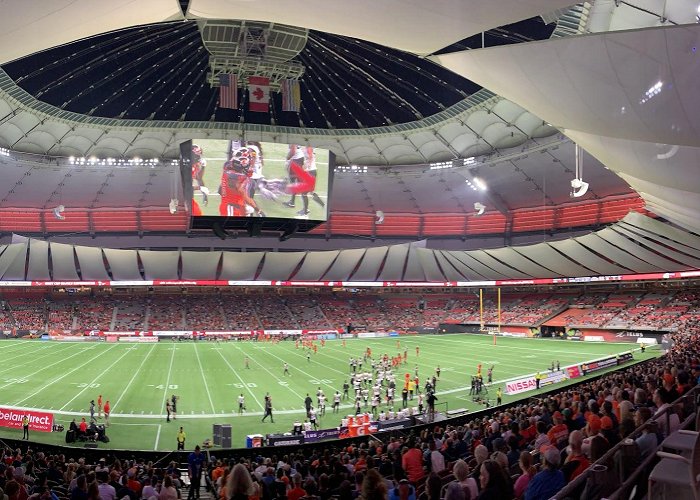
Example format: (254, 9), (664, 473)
(554, 385), (700, 499)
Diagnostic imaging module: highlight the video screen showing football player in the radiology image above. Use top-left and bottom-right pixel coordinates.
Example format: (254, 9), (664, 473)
(218, 148), (264, 217)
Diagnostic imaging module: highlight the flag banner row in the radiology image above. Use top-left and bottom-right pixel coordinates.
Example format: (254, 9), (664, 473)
(217, 75), (301, 113)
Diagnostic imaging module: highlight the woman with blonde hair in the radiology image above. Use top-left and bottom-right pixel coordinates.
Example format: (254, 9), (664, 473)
(226, 464), (257, 500)
(452, 459), (478, 499)
(359, 469), (387, 500)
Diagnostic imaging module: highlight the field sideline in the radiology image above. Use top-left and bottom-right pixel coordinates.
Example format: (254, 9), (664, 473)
(0, 335), (659, 450)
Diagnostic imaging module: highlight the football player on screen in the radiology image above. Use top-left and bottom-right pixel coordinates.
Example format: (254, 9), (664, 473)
(284, 145), (325, 216)
(218, 148), (264, 217)
(191, 144), (210, 206)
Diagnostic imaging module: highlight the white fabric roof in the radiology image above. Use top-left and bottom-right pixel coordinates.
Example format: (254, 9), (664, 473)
(186, 0), (576, 55)
(0, 0), (575, 64)
(434, 23), (700, 232)
(0, 67), (556, 166)
(0, 0), (184, 64)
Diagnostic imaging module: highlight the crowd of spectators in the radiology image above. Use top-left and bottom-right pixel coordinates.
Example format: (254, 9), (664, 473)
(4, 290), (700, 336)
(200, 330), (695, 500)
(0, 449), (186, 500)
(0, 327), (695, 500)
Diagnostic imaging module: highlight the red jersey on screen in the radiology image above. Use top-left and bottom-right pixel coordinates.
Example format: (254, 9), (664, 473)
(287, 160), (316, 194)
(219, 171), (249, 216)
(191, 199), (202, 216)
(192, 162), (202, 180)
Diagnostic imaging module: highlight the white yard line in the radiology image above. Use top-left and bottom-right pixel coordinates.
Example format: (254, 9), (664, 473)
(0, 343), (76, 377)
(233, 344), (305, 400)
(159, 344), (177, 415)
(214, 347), (264, 410)
(59, 345), (136, 410)
(154, 424), (162, 450)
(260, 346), (337, 390)
(113, 343), (157, 411)
(0, 344), (92, 389)
(13, 345), (117, 406)
(194, 342), (216, 414)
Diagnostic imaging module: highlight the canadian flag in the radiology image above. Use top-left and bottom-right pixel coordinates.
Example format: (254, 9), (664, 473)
(248, 76), (270, 112)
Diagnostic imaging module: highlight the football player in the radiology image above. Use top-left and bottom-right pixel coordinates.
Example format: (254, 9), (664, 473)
(218, 148), (263, 217)
(191, 144), (210, 206)
(284, 145), (324, 216)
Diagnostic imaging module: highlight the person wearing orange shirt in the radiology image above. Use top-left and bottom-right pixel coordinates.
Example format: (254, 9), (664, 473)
(104, 400), (111, 426)
(286, 474), (306, 500)
(97, 395), (103, 419)
(402, 440), (425, 484)
(547, 411), (569, 448)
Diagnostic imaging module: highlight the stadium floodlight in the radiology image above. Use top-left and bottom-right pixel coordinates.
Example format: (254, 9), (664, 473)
(571, 143), (589, 198)
(473, 202), (486, 216)
(53, 205), (65, 221)
(473, 177), (487, 191)
(168, 198), (178, 214)
(375, 210), (385, 225)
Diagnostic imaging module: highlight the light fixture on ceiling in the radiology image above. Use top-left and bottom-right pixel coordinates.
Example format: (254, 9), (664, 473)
(53, 205), (65, 221)
(570, 143), (589, 198)
(169, 198), (178, 214)
(375, 210), (385, 225)
(473, 177), (487, 191)
(473, 202), (486, 216)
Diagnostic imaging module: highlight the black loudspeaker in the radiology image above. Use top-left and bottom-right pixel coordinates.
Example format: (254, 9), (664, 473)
(84, 442), (98, 449)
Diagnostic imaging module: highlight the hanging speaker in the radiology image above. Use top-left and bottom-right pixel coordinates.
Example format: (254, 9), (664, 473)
(53, 205), (65, 220)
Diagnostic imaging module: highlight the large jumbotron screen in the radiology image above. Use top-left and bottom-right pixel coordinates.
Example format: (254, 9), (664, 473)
(181, 139), (332, 222)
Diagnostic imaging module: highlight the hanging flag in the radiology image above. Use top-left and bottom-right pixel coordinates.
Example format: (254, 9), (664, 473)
(248, 76), (270, 112)
(281, 79), (301, 112)
(218, 74), (238, 109)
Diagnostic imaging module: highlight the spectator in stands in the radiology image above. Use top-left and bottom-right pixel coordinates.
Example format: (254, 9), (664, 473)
(97, 471), (116, 500)
(452, 459), (478, 500)
(524, 447), (564, 500)
(653, 388), (680, 438)
(158, 476), (177, 500)
(226, 464), (258, 500)
(389, 479), (416, 500)
(513, 452), (535, 499)
(476, 460), (512, 500)
(634, 407), (658, 460)
(421, 473), (441, 500)
(562, 430), (589, 482)
(428, 440), (445, 474)
(360, 470), (387, 500)
(401, 440), (424, 484)
(87, 481), (100, 500)
(70, 475), (88, 500)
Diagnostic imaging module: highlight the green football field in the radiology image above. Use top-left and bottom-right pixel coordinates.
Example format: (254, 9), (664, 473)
(192, 139), (329, 219)
(0, 336), (659, 450)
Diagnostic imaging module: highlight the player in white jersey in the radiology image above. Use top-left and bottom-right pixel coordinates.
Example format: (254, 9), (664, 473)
(318, 394), (327, 416)
(333, 391), (341, 413)
(371, 395), (379, 417)
(238, 394), (245, 414)
(284, 145), (325, 216)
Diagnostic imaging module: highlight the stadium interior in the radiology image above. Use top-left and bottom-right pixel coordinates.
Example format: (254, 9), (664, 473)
(0, 1), (698, 500)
